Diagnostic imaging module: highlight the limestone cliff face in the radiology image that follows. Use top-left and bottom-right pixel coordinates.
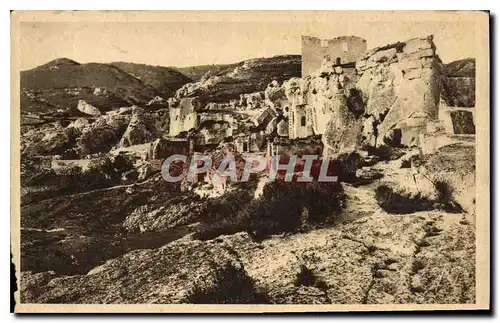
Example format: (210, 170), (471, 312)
(266, 35), (444, 155)
(356, 36), (442, 147)
(321, 87), (363, 157)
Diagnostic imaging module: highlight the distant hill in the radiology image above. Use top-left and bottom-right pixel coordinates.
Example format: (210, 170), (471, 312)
(20, 58), (167, 116)
(20, 56), (302, 117)
(441, 58), (475, 108)
(173, 63), (240, 81)
(111, 62), (193, 98)
(442, 58), (475, 78)
(176, 55), (302, 105)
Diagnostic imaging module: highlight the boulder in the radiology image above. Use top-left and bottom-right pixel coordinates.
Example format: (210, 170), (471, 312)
(67, 118), (89, 131)
(147, 96), (165, 106)
(370, 48), (397, 63)
(77, 119), (120, 156)
(118, 107), (156, 148)
(77, 100), (101, 117)
(22, 123), (73, 156)
(401, 48), (435, 61)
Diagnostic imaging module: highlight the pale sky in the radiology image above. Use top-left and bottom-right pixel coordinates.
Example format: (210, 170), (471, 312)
(20, 19), (476, 71)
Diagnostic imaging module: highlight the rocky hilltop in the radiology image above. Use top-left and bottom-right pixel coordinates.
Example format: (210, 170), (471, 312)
(173, 62), (240, 81)
(174, 55), (301, 105)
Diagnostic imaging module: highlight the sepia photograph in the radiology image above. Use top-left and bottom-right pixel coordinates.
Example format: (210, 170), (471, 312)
(10, 10), (490, 312)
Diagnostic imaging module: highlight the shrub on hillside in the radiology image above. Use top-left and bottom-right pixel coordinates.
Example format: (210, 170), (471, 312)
(194, 181), (345, 241)
(433, 180), (463, 213)
(374, 183), (462, 214)
(187, 264), (269, 304)
(375, 185), (434, 214)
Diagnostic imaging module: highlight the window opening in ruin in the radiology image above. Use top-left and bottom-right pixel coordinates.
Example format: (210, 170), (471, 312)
(243, 142), (248, 152)
(342, 42), (348, 52)
(300, 116), (306, 127)
(335, 57), (341, 65)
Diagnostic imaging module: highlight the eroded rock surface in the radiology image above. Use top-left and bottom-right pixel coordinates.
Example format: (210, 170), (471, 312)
(356, 36), (441, 147)
(22, 240), (265, 304)
(216, 209), (475, 304)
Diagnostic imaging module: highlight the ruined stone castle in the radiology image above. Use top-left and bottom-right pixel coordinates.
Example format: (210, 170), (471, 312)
(301, 35), (367, 76)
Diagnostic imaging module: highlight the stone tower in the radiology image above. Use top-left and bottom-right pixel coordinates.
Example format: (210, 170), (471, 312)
(301, 35), (367, 76)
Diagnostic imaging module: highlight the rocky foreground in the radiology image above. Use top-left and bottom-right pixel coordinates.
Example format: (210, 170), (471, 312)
(20, 146), (476, 304)
(21, 205), (475, 304)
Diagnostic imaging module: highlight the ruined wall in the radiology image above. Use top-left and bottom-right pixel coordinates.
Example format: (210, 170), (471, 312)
(193, 123), (232, 146)
(302, 36), (367, 76)
(356, 35), (442, 147)
(234, 133), (264, 153)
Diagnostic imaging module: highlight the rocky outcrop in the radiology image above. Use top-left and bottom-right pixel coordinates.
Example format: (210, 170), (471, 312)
(260, 63), (363, 156)
(174, 55), (301, 106)
(22, 204), (474, 305)
(356, 36), (441, 147)
(77, 117), (127, 156)
(147, 138), (169, 160)
(21, 106), (168, 157)
(21, 122), (72, 156)
(21, 239), (265, 304)
(322, 87), (363, 157)
(67, 118), (89, 131)
(21, 59), (163, 116)
(412, 144), (476, 214)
